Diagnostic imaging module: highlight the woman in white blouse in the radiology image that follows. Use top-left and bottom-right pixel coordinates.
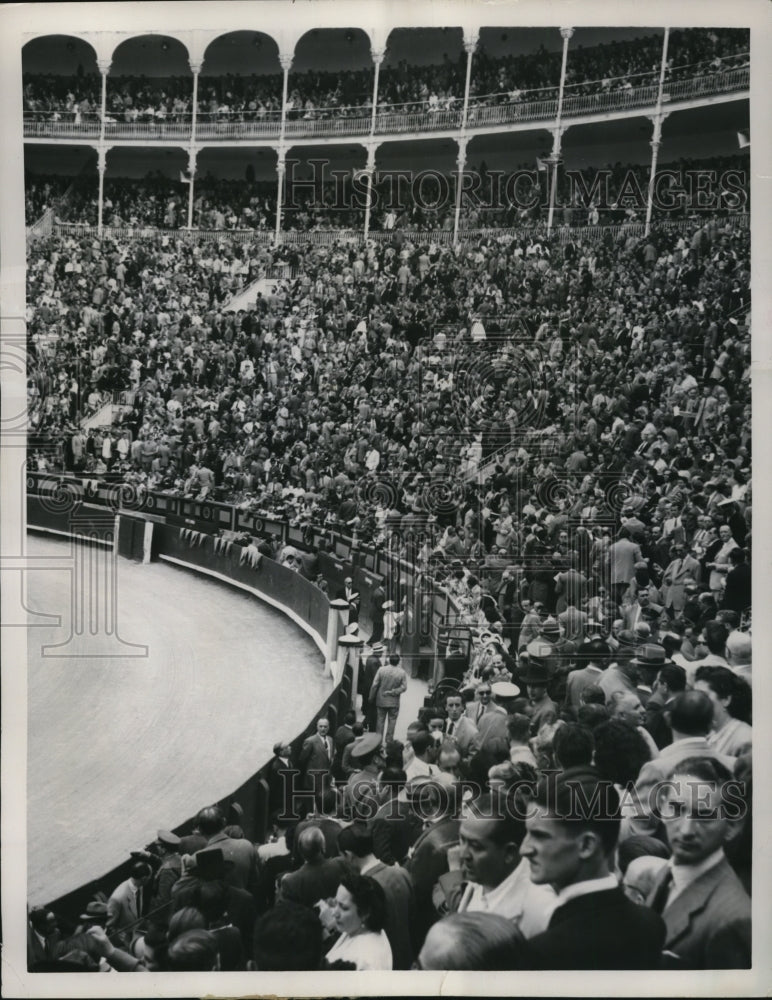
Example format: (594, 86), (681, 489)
(324, 873), (393, 971)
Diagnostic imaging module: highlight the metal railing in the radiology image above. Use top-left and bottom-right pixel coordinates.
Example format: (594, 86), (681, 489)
(663, 65), (749, 101)
(24, 117), (102, 138)
(196, 110), (282, 139)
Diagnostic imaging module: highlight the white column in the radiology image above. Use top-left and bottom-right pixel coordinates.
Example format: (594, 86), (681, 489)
(370, 48), (384, 135)
(363, 142), (379, 239)
(453, 136), (468, 247)
(645, 29), (671, 237)
(279, 52), (292, 143)
(189, 59), (201, 142)
(97, 146), (110, 235)
(275, 146), (287, 245)
(186, 148), (198, 230)
(461, 31), (478, 129)
(547, 27), (573, 233)
(555, 27), (573, 122)
(97, 58), (111, 143)
(547, 126), (567, 232)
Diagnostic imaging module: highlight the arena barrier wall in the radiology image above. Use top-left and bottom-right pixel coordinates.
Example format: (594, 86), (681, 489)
(25, 472), (437, 661)
(26, 496), (354, 922)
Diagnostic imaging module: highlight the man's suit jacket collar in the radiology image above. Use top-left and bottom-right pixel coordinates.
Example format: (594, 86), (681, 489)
(547, 886), (627, 927)
(650, 857), (735, 944)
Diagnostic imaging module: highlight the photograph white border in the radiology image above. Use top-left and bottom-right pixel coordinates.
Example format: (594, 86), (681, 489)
(2, 1), (770, 996)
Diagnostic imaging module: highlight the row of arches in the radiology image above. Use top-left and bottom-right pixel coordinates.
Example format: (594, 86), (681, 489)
(24, 27), (642, 73)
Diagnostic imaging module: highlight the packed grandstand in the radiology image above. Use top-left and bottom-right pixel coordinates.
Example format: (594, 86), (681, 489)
(22, 12), (752, 977)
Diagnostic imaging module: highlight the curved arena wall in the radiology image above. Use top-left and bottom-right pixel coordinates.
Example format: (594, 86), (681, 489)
(27, 494), (355, 919)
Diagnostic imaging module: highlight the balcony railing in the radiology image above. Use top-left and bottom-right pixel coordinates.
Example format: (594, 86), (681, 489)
(24, 116), (102, 138)
(23, 64), (749, 143)
(196, 110), (282, 139)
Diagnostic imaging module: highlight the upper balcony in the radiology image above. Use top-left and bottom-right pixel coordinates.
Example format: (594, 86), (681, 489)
(23, 60), (749, 146)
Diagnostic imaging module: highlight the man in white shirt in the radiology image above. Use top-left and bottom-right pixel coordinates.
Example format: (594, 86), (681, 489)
(453, 793), (557, 938)
(402, 730), (438, 782)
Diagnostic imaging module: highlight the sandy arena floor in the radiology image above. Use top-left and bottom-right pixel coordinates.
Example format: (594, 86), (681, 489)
(25, 533), (332, 904)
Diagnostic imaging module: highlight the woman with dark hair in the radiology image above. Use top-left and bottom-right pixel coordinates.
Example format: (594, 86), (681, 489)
(694, 665), (752, 756)
(592, 719), (651, 788)
(324, 873), (392, 970)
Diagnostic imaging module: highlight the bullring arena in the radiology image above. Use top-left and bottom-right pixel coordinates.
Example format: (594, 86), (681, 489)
(0, 0), (766, 992)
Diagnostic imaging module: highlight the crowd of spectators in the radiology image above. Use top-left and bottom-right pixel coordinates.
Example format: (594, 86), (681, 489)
(24, 173), (75, 225)
(25, 125), (752, 970)
(25, 151), (749, 233)
(27, 173), (281, 231)
(23, 27), (748, 125)
(27, 662), (752, 972)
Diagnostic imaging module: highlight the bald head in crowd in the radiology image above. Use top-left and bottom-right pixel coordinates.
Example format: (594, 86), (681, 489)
(726, 631), (751, 667)
(666, 690), (714, 738)
(297, 826), (327, 862)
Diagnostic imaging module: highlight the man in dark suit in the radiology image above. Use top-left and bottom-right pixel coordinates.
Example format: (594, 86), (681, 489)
(297, 717), (334, 794)
(369, 582), (386, 643)
(337, 574), (360, 623)
(647, 756), (751, 968)
(149, 829), (182, 927)
(27, 907), (62, 969)
(520, 767), (666, 969)
(286, 788), (343, 864)
(332, 710), (357, 780)
(277, 826), (347, 908)
(174, 848), (257, 947)
(265, 741), (295, 817)
(405, 778), (461, 946)
(722, 547), (751, 614)
(198, 805), (260, 895)
(359, 646), (383, 730)
(371, 767), (423, 867)
(441, 693), (479, 759)
(644, 662), (686, 750)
